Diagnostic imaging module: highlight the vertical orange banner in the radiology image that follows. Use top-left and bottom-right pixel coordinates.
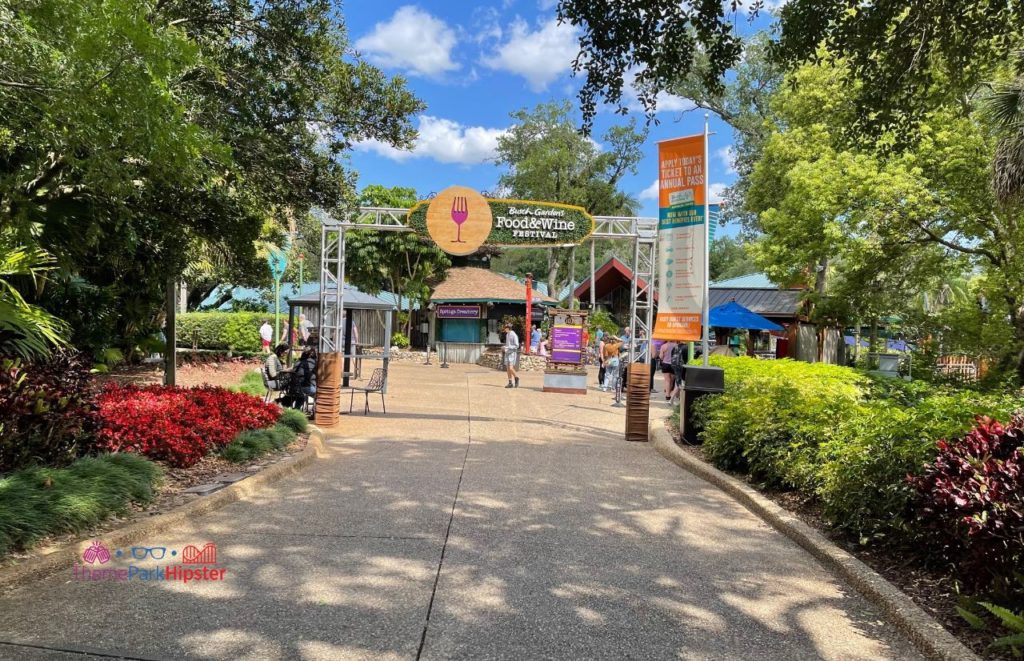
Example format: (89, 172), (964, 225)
(652, 135), (706, 341)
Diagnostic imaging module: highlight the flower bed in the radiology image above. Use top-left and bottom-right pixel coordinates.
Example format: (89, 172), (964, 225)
(96, 384), (280, 467)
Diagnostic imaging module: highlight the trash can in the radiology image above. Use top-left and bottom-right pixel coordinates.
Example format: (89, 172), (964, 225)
(681, 365), (725, 444)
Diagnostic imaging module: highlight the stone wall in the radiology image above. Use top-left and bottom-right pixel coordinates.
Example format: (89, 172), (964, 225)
(476, 347), (548, 372)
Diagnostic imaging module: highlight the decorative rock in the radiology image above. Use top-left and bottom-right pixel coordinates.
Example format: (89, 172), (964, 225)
(182, 483), (225, 496)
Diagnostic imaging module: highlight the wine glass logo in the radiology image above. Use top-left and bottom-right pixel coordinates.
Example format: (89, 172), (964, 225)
(450, 196), (468, 243)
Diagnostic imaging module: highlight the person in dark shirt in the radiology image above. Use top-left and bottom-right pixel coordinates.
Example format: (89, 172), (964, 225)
(287, 346), (317, 409)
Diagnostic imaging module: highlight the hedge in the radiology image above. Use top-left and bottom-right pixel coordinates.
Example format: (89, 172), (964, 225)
(692, 356), (1022, 540)
(176, 312), (267, 352)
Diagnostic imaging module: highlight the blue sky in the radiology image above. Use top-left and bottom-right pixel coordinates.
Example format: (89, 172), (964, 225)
(342, 1), (771, 229)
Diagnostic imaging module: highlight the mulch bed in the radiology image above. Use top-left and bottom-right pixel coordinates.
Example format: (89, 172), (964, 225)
(97, 359), (262, 389)
(667, 420), (1011, 660)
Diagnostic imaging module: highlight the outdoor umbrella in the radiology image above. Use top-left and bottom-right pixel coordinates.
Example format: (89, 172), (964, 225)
(708, 301), (784, 331)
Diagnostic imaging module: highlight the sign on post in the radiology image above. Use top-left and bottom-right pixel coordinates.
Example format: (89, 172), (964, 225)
(653, 135), (706, 342)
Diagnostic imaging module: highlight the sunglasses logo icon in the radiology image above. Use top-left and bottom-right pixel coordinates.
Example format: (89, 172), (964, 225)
(129, 546), (167, 560)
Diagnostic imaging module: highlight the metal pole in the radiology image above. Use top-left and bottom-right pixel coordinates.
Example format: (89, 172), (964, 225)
(336, 230), (345, 356)
(569, 246), (576, 308)
(274, 276), (281, 346)
(702, 113), (710, 367)
(589, 239), (596, 310)
(318, 224), (329, 353)
(164, 278), (176, 386)
(628, 232), (639, 364)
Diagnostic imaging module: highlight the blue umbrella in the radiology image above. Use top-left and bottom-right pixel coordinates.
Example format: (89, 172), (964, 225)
(709, 301), (784, 331)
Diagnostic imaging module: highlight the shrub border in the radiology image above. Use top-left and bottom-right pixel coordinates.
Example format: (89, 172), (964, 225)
(649, 413), (978, 661)
(0, 426), (327, 593)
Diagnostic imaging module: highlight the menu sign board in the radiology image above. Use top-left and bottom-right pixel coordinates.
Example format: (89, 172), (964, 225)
(436, 304), (481, 319)
(547, 309), (588, 365)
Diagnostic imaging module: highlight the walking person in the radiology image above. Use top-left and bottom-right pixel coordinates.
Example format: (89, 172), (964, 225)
(602, 336), (621, 391)
(503, 323), (520, 388)
(659, 340), (678, 401)
(530, 324), (541, 353)
(260, 319), (273, 353)
(597, 334), (606, 388)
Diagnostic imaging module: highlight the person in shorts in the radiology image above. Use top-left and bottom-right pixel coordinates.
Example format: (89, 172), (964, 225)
(260, 319), (273, 353)
(503, 323), (520, 388)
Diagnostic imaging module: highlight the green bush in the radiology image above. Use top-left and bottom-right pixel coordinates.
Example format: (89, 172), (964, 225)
(693, 356), (1024, 540)
(0, 453), (162, 556)
(277, 408), (308, 433)
(221, 423), (297, 462)
(391, 332), (410, 349)
(176, 312), (266, 351)
(694, 356), (866, 490)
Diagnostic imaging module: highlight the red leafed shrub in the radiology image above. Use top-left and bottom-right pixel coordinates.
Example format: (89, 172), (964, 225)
(0, 353), (99, 474)
(910, 414), (1024, 593)
(96, 384), (279, 467)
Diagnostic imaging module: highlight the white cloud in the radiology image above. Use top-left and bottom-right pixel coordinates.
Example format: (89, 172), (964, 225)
(709, 183), (727, 203)
(639, 179), (727, 203)
(537, 0), (559, 8)
(623, 67), (695, 114)
(354, 116), (507, 165)
(482, 18), (579, 92)
(639, 178), (659, 201)
(355, 6), (459, 78)
(716, 146), (737, 175)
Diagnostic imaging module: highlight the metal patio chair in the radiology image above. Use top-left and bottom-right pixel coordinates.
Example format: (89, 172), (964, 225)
(349, 367), (386, 415)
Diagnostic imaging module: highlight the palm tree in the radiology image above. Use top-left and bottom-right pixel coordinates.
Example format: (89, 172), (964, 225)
(985, 50), (1024, 203)
(0, 231), (69, 359)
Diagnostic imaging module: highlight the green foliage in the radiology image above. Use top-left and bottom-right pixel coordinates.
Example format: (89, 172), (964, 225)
(982, 602), (1024, 656)
(2, 0), (422, 356)
(342, 185), (449, 336)
(694, 356), (1023, 539)
(709, 237), (758, 282)
(0, 453), (161, 556)
(391, 332), (410, 349)
(228, 370), (266, 398)
(588, 309), (620, 338)
(0, 230), (69, 360)
(221, 423), (297, 463)
(277, 409), (308, 434)
(494, 101), (645, 294)
(176, 312), (265, 351)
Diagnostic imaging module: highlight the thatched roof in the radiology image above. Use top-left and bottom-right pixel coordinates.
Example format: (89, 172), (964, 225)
(431, 268), (557, 304)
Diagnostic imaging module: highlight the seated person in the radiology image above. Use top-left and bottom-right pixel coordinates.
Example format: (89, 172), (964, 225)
(285, 347), (317, 409)
(264, 343), (291, 391)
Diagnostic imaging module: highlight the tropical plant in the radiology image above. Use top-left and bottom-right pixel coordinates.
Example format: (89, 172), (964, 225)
(0, 232), (68, 359)
(984, 50), (1024, 205)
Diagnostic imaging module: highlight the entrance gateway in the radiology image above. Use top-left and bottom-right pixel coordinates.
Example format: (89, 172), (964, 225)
(316, 185), (657, 387)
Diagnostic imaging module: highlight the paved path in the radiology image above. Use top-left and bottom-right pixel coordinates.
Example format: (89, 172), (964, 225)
(0, 364), (921, 660)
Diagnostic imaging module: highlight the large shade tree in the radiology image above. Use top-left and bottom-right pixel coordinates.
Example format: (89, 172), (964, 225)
(494, 101), (645, 296)
(0, 0), (422, 356)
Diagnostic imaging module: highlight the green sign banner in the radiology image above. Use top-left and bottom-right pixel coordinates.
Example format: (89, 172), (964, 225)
(408, 196), (594, 249)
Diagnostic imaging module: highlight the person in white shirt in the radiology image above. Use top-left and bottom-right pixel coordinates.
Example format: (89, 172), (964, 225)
(503, 323), (520, 388)
(298, 313), (313, 342)
(259, 320), (273, 353)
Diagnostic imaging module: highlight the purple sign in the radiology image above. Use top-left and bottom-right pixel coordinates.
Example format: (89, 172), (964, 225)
(437, 304), (481, 319)
(550, 325), (584, 363)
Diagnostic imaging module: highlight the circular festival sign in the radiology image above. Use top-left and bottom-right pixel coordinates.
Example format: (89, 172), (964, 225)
(409, 187), (595, 252)
(424, 186), (493, 256)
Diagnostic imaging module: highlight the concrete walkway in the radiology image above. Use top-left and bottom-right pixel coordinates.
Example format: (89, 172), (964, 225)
(0, 363), (921, 660)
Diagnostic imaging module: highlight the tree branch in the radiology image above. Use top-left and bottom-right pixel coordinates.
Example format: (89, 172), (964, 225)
(914, 220), (1000, 264)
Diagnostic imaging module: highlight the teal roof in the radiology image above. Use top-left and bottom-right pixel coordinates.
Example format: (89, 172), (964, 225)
(200, 282), (415, 312)
(710, 273), (776, 289)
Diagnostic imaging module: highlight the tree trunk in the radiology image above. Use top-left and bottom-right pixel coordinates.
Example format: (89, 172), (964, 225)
(546, 248), (559, 299)
(814, 257), (828, 296)
(1006, 295), (1024, 385)
(869, 316), (879, 364)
